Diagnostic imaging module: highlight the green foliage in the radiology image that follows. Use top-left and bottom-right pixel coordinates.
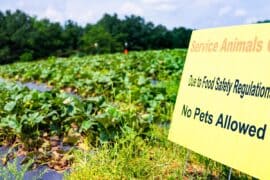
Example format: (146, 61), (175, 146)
(0, 158), (34, 180)
(65, 125), (187, 179)
(0, 49), (185, 168)
(81, 25), (121, 54)
(66, 124), (254, 179)
(62, 20), (83, 56)
(0, 10), (192, 64)
(19, 52), (33, 62)
(0, 46), (10, 63)
(0, 49), (256, 179)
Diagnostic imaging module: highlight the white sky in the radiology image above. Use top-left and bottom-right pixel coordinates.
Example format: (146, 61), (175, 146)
(1, 0), (270, 29)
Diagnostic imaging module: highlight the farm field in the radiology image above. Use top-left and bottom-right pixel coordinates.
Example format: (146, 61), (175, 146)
(0, 49), (253, 179)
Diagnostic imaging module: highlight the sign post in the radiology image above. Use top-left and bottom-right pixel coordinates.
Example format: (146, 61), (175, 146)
(169, 24), (270, 179)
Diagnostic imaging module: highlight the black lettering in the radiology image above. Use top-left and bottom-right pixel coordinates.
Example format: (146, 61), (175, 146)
(230, 121), (238, 131)
(238, 122), (250, 135)
(248, 125), (256, 137)
(257, 124), (267, 140)
(199, 112), (205, 122)
(182, 104), (192, 118)
(193, 107), (200, 119)
(215, 113), (224, 128)
(208, 114), (213, 124)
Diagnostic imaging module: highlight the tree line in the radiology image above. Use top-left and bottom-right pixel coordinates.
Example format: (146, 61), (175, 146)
(0, 10), (193, 64)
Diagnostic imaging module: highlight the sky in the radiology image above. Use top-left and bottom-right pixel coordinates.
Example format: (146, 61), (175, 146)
(0, 0), (270, 29)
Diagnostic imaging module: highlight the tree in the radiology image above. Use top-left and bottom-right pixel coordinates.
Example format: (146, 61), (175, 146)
(0, 10), (194, 64)
(171, 27), (192, 48)
(0, 10), (34, 63)
(62, 20), (83, 56)
(257, 20), (270, 23)
(121, 15), (151, 50)
(81, 25), (120, 54)
(97, 14), (127, 52)
(149, 25), (172, 49)
(31, 19), (63, 57)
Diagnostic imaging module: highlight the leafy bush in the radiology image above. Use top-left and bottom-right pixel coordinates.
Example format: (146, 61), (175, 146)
(19, 52), (33, 62)
(0, 49), (185, 171)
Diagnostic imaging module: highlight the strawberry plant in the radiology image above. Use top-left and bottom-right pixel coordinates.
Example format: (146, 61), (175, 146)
(0, 49), (186, 171)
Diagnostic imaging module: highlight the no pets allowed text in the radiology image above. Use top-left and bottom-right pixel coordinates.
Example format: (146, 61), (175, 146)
(181, 104), (267, 140)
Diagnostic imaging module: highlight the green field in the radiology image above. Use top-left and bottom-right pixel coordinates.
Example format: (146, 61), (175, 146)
(0, 49), (253, 179)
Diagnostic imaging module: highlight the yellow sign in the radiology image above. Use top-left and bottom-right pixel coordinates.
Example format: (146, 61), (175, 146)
(168, 24), (270, 179)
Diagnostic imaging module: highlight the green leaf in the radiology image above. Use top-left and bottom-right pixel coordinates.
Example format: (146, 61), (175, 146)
(4, 101), (16, 112)
(1, 115), (21, 133)
(80, 119), (95, 131)
(137, 75), (147, 86)
(30, 112), (44, 124)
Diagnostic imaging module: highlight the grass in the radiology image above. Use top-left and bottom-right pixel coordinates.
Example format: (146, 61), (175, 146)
(65, 125), (183, 179)
(0, 158), (34, 180)
(65, 124), (254, 180)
